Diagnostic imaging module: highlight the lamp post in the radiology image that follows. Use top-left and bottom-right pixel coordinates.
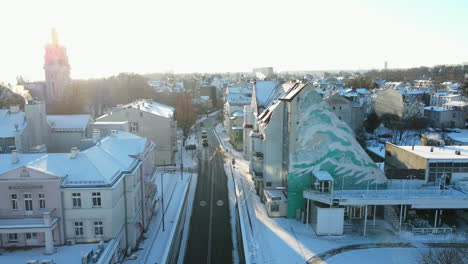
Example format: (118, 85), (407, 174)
(180, 136), (184, 181)
(161, 161), (166, 232)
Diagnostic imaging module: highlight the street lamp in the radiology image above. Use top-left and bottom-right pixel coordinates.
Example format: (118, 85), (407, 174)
(111, 254), (137, 264)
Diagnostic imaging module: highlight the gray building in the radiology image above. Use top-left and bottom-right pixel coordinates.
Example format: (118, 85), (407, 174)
(326, 93), (365, 133)
(96, 100), (177, 165)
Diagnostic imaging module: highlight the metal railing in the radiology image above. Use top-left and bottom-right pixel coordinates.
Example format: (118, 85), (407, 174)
(412, 227), (453, 235)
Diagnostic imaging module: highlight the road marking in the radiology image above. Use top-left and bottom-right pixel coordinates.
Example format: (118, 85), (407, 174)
(200, 201), (207, 206)
(217, 200), (224, 206)
(207, 161), (215, 263)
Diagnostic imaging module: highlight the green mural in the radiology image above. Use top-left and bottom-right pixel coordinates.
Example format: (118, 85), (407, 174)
(286, 89), (387, 218)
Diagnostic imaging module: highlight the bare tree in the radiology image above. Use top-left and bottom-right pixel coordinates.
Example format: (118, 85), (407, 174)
(420, 247), (467, 264)
(175, 93), (196, 145)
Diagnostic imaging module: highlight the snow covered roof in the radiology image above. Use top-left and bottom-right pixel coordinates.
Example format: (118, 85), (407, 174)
(231, 111), (244, 117)
(130, 100), (174, 118)
(47, 115), (91, 131)
(367, 146), (386, 159)
(0, 109), (27, 138)
(397, 145), (468, 160)
(424, 106), (447, 112)
(254, 81), (281, 107)
(227, 86), (252, 95)
(263, 189), (287, 203)
(312, 171), (334, 181)
(447, 130), (468, 143)
(227, 93), (251, 105)
(0, 131), (151, 187)
(98, 100), (174, 120)
(356, 88), (371, 95)
(444, 101), (467, 107)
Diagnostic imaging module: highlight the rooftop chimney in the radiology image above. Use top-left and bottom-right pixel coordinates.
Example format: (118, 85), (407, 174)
(69, 147), (79, 159)
(11, 150), (18, 164)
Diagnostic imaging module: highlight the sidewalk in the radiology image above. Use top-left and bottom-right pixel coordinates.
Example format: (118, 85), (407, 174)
(125, 133), (198, 264)
(213, 123), (466, 264)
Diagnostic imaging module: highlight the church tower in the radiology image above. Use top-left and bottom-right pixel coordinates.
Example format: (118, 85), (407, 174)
(44, 28), (71, 101)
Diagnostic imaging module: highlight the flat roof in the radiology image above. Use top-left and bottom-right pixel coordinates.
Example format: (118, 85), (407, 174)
(0, 217), (58, 229)
(396, 145), (468, 160)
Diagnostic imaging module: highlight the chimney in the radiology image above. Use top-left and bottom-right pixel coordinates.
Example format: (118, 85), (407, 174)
(111, 130), (118, 137)
(430, 147), (434, 152)
(11, 150), (19, 164)
(69, 147), (79, 159)
(92, 129), (101, 142)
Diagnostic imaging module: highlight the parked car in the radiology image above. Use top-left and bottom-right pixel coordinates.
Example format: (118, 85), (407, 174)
(200, 122), (204, 127)
(201, 130), (208, 139)
(202, 139), (208, 146)
(185, 144), (197, 150)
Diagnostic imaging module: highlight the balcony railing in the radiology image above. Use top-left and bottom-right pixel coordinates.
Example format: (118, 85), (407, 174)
(0, 208), (57, 219)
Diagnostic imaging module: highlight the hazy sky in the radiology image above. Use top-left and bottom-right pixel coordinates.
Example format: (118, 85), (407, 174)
(1, 0), (467, 83)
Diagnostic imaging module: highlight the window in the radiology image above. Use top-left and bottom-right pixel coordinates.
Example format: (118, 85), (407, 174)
(266, 182), (272, 187)
(74, 222), (84, 237)
(8, 233), (18, 242)
(24, 193), (33, 211)
(333, 106), (336, 110)
(339, 116), (342, 120)
(10, 194), (18, 210)
(72, 193), (81, 208)
(270, 204), (279, 212)
(92, 192), (101, 207)
(94, 221), (103, 236)
(26, 232), (37, 240)
(130, 122), (138, 132)
(38, 193), (46, 209)
(339, 106), (342, 110)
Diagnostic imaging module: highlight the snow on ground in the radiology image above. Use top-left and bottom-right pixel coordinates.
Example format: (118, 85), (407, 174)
(213, 123), (463, 264)
(0, 243), (99, 264)
(325, 248), (422, 264)
(124, 133), (198, 264)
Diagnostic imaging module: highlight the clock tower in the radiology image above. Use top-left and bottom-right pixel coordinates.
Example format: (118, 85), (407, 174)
(44, 28), (71, 101)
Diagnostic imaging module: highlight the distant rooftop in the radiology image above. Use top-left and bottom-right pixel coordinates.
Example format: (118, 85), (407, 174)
(47, 115), (91, 131)
(0, 109), (28, 138)
(396, 145), (468, 160)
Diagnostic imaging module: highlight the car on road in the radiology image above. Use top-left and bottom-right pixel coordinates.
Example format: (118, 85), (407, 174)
(185, 144), (197, 150)
(202, 139), (208, 146)
(201, 130), (208, 139)
(200, 122), (204, 127)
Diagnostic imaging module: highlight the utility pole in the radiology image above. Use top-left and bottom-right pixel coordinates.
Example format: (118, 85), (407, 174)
(161, 161), (165, 232)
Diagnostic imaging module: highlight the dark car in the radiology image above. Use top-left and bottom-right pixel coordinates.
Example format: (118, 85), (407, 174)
(200, 122), (205, 127)
(202, 139), (208, 146)
(185, 144), (197, 150)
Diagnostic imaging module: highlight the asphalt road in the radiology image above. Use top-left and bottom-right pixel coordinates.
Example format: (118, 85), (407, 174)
(184, 116), (234, 264)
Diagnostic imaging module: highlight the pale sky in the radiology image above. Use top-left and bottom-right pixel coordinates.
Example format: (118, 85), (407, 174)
(0, 0), (467, 83)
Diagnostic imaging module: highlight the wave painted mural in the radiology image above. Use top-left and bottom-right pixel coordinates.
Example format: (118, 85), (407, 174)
(287, 89), (387, 218)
